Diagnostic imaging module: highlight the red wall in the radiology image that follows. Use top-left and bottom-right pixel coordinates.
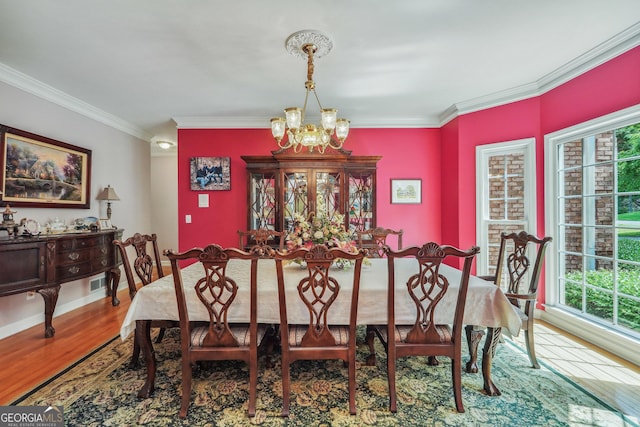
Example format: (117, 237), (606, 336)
(177, 127), (442, 252)
(541, 46), (640, 134)
(177, 46), (640, 299)
(440, 45), (640, 295)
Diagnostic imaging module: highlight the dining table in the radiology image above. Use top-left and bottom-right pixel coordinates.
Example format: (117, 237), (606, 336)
(120, 257), (522, 399)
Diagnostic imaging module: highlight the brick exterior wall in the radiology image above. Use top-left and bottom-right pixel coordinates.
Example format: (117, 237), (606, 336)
(562, 131), (615, 272)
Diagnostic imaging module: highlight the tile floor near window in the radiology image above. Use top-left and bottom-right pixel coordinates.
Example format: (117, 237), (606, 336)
(510, 321), (640, 424)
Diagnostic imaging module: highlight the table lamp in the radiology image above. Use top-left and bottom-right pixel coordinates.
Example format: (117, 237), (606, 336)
(96, 185), (120, 220)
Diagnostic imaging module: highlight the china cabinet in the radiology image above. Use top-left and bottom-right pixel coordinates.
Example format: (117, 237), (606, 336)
(242, 151), (380, 234)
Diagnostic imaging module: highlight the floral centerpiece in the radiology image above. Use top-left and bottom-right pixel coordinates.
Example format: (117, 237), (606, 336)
(285, 211), (360, 268)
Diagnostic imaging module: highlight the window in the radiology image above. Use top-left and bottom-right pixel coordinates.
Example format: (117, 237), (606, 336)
(476, 138), (536, 276)
(545, 105), (640, 340)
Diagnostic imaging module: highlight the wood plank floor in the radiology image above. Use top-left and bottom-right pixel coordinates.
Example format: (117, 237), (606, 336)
(1, 291), (639, 424)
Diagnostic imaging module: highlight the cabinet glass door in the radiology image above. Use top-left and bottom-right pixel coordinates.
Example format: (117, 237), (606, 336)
(315, 171), (341, 220)
(348, 172), (374, 232)
(283, 171), (309, 231)
(248, 172), (276, 229)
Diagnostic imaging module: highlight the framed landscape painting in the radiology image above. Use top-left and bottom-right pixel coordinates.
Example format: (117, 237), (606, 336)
(190, 157), (231, 191)
(0, 125), (91, 208)
(391, 179), (422, 204)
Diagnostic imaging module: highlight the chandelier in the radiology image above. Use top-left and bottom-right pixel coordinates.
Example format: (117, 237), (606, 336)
(271, 30), (349, 153)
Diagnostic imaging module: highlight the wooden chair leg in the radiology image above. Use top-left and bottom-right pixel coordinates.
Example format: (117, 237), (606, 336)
(452, 357), (464, 413)
(179, 361), (192, 418)
(524, 328), (540, 369)
(130, 336), (141, 368)
(348, 355), (356, 415)
(154, 327), (166, 344)
(465, 325), (485, 373)
(365, 325), (377, 366)
(248, 350), (258, 417)
(281, 359), (290, 417)
(387, 354), (397, 413)
(259, 325), (277, 369)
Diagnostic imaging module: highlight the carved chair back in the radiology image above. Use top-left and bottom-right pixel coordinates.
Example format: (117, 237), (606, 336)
(478, 230), (551, 369)
(356, 227), (403, 258)
(238, 228), (285, 253)
(274, 244), (365, 416)
(388, 243), (478, 346)
(493, 231), (552, 312)
(113, 232), (175, 367)
(165, 244), (267, 417)
(113, 232), (164, 300)
(378, 242), (479, 413)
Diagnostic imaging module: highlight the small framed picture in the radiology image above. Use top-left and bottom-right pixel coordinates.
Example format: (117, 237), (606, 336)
(99, 219), (112, 230)
(190, 157), (231, 191)
(391, 179), (422, 204)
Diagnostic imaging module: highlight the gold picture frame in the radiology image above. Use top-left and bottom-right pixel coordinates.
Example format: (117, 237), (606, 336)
(0, 124), (91, 208)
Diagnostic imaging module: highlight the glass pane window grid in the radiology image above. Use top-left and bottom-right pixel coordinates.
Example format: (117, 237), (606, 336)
(487, 153), (525, 221)
(249, 173), (276, 229)
(348, 173), (373, 232)
(555, 125), (640, 336)
(315, 172), (340, 220)
(283, 172), (308, 230)
(484, 152), (527, 275)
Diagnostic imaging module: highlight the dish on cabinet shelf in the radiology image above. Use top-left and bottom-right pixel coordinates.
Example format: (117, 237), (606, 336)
(24, 219), (41, 235)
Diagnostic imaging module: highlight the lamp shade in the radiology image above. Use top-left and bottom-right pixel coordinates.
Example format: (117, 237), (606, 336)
(97, 185), (120, 201)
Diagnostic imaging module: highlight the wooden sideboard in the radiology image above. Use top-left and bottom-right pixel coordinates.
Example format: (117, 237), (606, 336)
(0, 228), (123, 337)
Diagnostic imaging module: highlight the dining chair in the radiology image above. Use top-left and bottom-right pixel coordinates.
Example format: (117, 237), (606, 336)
(477, 231), (552, 369)
(367, 242), (479, 413)
(165, 244), (271, 418)
(237, 228), (285, 252)
(113, 232), (178, 367)
(274, 244), (366, 417)
(356, 227), (403, 258)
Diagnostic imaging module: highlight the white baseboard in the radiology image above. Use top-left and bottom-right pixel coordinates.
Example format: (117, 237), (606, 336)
(539, 306), (640, 367)
(0, 290), (107, 340)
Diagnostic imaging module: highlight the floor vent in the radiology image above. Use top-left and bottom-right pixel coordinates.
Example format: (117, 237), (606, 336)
(90, 278), (106, 291)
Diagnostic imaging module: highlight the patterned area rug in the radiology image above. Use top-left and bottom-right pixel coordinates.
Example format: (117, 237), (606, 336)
(12, 328), (636, 426)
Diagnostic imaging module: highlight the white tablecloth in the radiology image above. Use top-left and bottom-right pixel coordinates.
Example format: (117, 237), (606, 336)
(120, 258), (521, 340)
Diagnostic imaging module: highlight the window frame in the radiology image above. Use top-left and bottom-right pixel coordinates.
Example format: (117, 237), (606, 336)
(475, 138), (536, 276)
(544, 103), (640, 365)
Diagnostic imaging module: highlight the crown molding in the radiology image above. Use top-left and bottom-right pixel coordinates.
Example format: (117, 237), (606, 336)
(439, 82), (541, 125)
(537, 21), (640, 92)
(172, 116), (268, 129)
(3, 21), (639, 134)
(173, 115), (438, 129)
(439, 22), (640, 126)
(0, 63), (152, 141)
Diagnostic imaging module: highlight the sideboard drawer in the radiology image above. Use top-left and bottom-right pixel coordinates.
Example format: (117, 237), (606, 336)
(56, 261), (92, 281)
(91, 256), (112, 270)
(55, 249), (92, 265)
(57, 235), (102, 251)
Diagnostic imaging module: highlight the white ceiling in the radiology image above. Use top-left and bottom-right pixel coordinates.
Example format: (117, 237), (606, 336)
(1, 1), (639, 154)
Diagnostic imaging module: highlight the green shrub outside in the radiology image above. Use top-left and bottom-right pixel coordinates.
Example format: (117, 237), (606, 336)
(564, 237), (640, 332)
